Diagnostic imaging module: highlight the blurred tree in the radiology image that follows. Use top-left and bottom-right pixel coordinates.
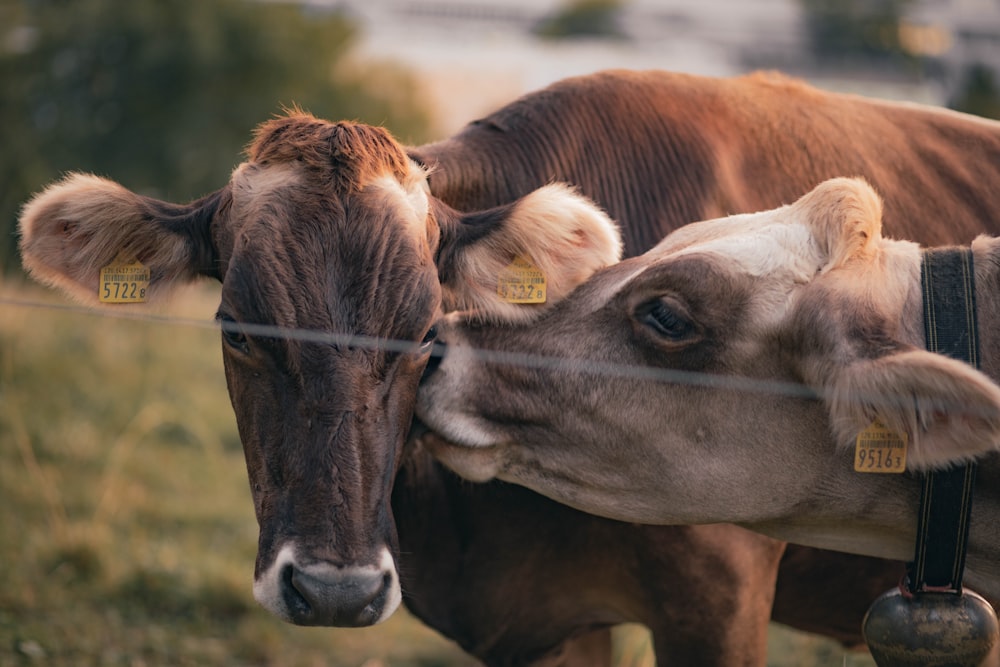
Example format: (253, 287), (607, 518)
(951, 63), (1000, 120)
(0, 0), (434, 273)
(800, 0), (918, 65)
(533, 0), (625, 40)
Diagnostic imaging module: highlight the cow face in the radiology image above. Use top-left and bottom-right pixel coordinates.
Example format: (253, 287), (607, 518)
(417, 178), (1000, 531)
(17, 113), (622, 627)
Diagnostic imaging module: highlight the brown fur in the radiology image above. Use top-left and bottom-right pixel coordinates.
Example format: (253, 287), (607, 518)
(395, 445), (893, 665)
(248, 113), (412, 196)
(412, 69), (1000, 252)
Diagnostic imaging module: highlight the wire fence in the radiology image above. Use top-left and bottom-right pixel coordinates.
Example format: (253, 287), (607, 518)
(1, 291), (816, 398)
(1, 291), (993, 421)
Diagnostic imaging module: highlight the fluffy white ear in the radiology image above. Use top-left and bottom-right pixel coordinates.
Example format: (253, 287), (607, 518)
(826, 349), (1000, 470)
(438, 183), (622, 321)
(795, 177), (883, 273)
(19, 173), (221, 306)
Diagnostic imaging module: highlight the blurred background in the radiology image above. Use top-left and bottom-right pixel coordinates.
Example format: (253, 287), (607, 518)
(1, 0), (998, 665)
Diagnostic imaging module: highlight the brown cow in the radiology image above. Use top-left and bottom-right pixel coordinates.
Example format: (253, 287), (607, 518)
(415, 178), (1000, 610)
(393, 444), (782, 666)
(18, 142), (620, 629)
(21, 66), (998, 660)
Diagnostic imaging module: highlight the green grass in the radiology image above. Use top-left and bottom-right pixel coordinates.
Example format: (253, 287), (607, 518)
(0, 279), (875, 666)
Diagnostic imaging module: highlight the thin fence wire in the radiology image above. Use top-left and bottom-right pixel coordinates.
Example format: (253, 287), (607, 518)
(1, 293), (815, 398)
(0, 292), (991, 420)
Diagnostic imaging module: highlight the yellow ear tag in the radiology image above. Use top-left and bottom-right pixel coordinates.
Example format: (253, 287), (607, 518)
(497, 255), (547, 304)
(854, 420), (907, 473)
(99, 254), (150, 303)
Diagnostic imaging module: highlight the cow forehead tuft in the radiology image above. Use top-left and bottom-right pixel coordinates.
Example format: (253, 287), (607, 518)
(246, 112), (412, 194)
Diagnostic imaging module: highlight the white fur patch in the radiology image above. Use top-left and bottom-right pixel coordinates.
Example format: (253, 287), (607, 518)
(665, 209), (824, 281)
(415, 338), (504, 445)
(366, 162), (432, 243)
(230, 162), (303, 218)
(253, 544), (300, 621)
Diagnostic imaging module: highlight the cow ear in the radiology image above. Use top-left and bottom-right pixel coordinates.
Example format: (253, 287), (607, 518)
(824, 349), (1000, 470)
(19, 173), (224, 306)
(796, 177), (883, 272)
(435, 183), (622, 321)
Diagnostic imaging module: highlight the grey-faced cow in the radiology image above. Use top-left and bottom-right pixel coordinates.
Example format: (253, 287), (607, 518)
(416, 177), (1000, 607)
(18, 67), (1000, 662)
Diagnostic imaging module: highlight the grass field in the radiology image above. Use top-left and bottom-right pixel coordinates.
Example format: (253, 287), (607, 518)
(0, 279), (876, 666)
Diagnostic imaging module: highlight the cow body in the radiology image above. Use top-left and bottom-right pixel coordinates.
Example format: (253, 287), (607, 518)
(394, 445), (783, 666)
(394, 444), (901, 665)
(416, 178), (1000, 606)
(411, 69), (1000, 253)
(21, 68), (998, 663)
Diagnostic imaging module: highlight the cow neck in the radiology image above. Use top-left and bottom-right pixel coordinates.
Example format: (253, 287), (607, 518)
(907, 247), (980, 594)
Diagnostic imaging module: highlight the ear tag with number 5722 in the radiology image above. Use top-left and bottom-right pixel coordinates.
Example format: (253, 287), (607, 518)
(99, 254), (150, 303)
(497, 256), (547, 304)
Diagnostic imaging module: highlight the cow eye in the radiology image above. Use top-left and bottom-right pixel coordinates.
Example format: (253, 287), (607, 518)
(419, 325), (438, 353)
(638, 298), (695, 342)
(217, 313), (250, 354)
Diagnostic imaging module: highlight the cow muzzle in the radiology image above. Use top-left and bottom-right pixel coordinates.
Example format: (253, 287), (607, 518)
(253, 544), (401, 626)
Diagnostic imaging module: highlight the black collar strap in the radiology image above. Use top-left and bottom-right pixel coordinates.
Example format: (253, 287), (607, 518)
(908, 248), (980, 594)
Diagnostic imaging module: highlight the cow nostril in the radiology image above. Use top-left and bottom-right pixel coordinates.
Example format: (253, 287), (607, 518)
(381, 571), (393, 598)
(280, 564), (312, 618)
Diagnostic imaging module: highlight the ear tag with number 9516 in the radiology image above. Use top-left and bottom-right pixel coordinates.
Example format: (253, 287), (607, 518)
(99, 254), (150, 303)
(854, 420), (907, 473)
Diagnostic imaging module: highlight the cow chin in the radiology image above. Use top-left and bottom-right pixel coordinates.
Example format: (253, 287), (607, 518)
(419, 431), (504, 483)
(252, 543), (402, 627)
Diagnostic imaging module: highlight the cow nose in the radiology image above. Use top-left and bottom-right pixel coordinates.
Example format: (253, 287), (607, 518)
(254, 545), (401, 626)
(281, 563), (393, 627)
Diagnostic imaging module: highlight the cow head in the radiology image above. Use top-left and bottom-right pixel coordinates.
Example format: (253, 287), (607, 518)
(18, 112), (621, 626)
(416, 178), (1000, 529)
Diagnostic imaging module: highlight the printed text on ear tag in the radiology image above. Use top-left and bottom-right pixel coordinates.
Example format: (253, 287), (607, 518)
(854, 420), (907, 473)
(99, 255), (150, 303)
(498, 256), (547, 304)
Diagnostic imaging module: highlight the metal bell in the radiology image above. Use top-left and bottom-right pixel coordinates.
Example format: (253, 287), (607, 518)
(863, 587), (999, 666)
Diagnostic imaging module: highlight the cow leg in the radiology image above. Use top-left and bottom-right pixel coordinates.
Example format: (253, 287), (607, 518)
(644, 526), (785, 667)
